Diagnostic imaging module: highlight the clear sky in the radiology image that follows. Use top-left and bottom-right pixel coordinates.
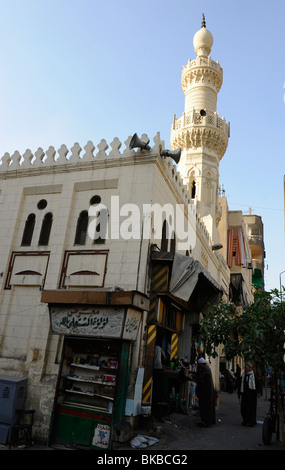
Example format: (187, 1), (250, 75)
(0, 0), (284, 291)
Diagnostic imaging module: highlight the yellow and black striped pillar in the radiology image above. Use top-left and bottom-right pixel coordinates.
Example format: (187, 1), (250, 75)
(150, 263), (169, 293)
(170, 332), (179, 361)
(142, 324), (157, 403)
(148, 294), (157, 324)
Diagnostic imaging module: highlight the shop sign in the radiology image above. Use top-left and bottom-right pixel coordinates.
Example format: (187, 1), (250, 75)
(49, 305), (141, 340)
(122, 308), (142, 341)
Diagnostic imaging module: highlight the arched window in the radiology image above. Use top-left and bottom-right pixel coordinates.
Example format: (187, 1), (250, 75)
(21, 213), (36, 246)
(90, 195), (101, 205)
(74, 211), (88, 245)
(90, 195), (107, 245)
(191, 180), (196, 199)
(93, 208), (107, 245)
(161, 220), (168, 252)
(38, 212), (53, 246)
(170, 232), (176, 253)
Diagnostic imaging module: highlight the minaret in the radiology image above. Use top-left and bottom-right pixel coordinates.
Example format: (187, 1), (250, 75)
(170, 14), (230, 243)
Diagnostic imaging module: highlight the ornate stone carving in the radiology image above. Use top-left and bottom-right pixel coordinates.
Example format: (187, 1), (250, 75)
(182, 66), (223, 93)
(109, 137), (122, 157)
(171, 126), (228, 160)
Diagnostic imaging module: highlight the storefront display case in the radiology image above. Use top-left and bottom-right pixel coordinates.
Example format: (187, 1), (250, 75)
(51, 337), (128, 450)
(43, 291), (147, 450)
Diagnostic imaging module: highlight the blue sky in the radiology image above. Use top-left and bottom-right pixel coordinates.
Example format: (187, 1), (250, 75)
(0, 0), (284, 291)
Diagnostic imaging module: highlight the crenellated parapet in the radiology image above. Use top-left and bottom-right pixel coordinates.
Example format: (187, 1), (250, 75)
(0, 131), (214, 251)
(0, 131), (189, 208)
(0, 133), (165, 173)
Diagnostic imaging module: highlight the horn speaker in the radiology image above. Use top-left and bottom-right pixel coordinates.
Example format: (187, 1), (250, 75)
(160, 148), (181, 164)
(129, 133), (151, 151)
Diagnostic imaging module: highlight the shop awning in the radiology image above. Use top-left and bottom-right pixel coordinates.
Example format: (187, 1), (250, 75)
(41, 289), (149, 311)
(41, 290), (149, 341)
(169, 253), (222, 310)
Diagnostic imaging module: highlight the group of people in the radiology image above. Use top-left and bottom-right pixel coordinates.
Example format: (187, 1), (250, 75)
(194, 360), (263, 428)
(152, 339), (262, 428)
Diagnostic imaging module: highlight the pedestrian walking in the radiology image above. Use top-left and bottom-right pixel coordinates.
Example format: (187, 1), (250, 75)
(225, 369), (234, 394)
(238, 363), (262, 427)
(234, 364), (241, 391)
(192, 358), (216, 427)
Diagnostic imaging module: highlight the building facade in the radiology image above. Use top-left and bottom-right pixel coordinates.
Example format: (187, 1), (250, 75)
(0, 17), (263, 448)
(243, 212), (265, 291)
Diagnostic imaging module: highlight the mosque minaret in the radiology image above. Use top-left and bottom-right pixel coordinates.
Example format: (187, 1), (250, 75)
(170, 14), (230, 243)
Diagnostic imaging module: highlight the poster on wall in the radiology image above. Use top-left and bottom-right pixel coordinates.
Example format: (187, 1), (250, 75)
(92, 423), (110, 449)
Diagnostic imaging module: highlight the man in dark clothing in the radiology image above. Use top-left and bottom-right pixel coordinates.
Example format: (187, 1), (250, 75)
(238, 363), (262, 426)
(225, 369), (234, 394)
(234, 364), (241, 391)
(195, 358), (216, 427)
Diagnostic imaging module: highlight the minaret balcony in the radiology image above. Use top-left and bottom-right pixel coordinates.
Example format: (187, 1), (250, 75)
(171, 108), (229, 134)
(170, 109), (229, 159)
(171, 108), (229, 139)
(181, 57), (223, 93)
(182, 56), (223, 74)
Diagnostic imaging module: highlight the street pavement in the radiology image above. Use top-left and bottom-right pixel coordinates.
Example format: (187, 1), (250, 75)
(115, 389), (283, 451)
(1, 388), (283, 453)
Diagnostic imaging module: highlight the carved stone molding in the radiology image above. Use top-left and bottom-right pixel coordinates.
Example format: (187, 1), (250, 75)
(182, 67), (223, 93)
(171, 126), (228, 160)
(58, 250), (109, 289)
(5, 251), (50, 290)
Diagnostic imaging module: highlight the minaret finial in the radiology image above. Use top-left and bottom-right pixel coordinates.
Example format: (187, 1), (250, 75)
(201, 13), (206, 28)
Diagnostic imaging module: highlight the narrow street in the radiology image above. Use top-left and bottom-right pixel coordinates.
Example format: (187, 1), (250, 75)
(116, 389), (283, 451)
(2, 388), (283, 456)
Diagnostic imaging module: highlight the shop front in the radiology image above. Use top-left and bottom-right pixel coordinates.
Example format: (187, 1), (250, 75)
(41, 290), (148, 450)
(142, 250), (222, 411)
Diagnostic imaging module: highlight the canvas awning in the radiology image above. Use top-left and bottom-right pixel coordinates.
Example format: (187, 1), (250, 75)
(169, 253), (223, 311)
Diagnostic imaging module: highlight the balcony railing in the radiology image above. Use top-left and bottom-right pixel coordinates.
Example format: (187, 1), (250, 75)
(171, 109), (230, 138)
